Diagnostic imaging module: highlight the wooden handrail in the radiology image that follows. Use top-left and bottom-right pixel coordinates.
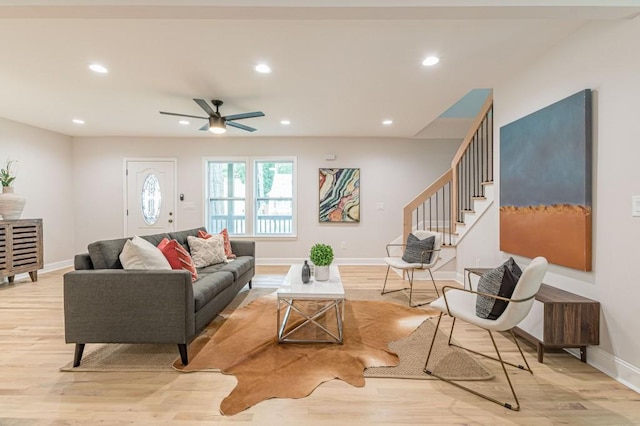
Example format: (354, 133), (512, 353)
(451, 92), (493, 168)
(403, 169), (452, 246)
(402, 91), (494, 246)
(404, 169), (453, 213)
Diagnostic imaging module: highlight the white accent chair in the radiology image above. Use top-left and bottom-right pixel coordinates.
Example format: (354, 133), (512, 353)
(381, 230), (442, 307)
(423, 256), (548, 411)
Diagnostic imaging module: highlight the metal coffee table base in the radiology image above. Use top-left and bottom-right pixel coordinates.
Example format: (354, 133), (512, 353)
(277, 298), (345, 344)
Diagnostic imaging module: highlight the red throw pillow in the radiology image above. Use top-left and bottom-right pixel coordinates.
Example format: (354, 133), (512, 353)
(157, 238), (198, 282)
(198, 229), (236, 259)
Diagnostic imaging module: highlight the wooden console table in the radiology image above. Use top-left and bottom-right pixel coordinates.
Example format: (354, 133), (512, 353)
(465, 267), (600, 363)
(0, 219), (43, 283)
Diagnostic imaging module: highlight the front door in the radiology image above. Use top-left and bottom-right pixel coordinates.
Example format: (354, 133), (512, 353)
(125, 160), (176, 236)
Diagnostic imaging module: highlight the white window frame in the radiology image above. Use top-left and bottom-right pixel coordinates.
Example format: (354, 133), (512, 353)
(204, 156), (297, 238)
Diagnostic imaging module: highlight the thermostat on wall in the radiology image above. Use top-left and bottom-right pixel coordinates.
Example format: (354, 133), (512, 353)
(632, 195), (640, 217)
(325, 154), (336, 161)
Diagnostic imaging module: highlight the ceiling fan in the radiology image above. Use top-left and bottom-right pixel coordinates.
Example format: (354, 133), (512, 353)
(160, 99), (265, 134)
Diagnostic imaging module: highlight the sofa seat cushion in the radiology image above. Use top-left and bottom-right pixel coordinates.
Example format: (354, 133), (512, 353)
(192, 271), (235, 311)
(216, 256), (254, 280)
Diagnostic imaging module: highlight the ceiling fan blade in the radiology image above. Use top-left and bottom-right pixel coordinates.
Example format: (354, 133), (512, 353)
(227, 121), (256, 132)
(160, 111), (208, 120)
(199, 123), (210, 131)
(224, 111), (265, 121)
(193, 99), (216, 116)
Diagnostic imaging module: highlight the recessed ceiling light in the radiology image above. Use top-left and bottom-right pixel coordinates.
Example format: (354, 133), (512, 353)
(382, 119), (393, 125)
(178, 120), (189, 125)
(255, 63), (271, 74)
(422, 56), (440, 67)
(89, 63), (108, 74)
(72, 119), (85, 124)
(280, 119), (291, 125)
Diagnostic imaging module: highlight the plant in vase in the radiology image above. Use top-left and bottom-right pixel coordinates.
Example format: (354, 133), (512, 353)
(0, 159), (17, 188)
(309, 243), (334, 281)
(0, 159), (26, 220)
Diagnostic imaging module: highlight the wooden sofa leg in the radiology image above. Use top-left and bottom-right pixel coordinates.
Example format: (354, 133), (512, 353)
(249, 280), (252, 289)
(73, 343), (85, 367)
(178, 344), (188, 366)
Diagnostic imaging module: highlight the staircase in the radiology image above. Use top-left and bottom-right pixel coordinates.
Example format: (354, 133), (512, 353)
(398, 92), (494, 278)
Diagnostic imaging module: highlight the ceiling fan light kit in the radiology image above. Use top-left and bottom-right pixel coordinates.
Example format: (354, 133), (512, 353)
(208, 116), (226, 134)
(160, 99), (264, 134)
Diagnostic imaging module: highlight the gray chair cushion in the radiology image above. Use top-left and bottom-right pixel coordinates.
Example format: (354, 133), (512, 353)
(476, 258), (523, 320)
(401, 233), (435, 264)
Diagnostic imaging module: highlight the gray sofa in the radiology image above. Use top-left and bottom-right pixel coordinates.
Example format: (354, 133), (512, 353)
(63, 227), (254, 367)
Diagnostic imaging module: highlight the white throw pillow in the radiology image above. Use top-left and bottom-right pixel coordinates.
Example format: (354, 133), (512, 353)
(187, 235), (227, 268)
(119, 236), (172, 270)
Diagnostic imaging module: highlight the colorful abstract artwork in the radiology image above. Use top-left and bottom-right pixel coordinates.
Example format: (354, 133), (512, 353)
(500, 89), (592, 271)
(319, 168), (360, 222)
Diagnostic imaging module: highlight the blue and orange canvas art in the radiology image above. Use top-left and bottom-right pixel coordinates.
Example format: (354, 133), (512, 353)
(500, 89), (592, 271)
(319, 168), (360, 222)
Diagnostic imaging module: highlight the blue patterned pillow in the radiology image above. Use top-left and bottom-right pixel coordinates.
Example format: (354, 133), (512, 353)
(401, 234), (435, 264)
(475, 258), (522, 319)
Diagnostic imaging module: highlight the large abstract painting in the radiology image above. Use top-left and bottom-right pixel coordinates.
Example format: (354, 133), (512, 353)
(319, 168), (360, 222)
(500, 89), (592, 271)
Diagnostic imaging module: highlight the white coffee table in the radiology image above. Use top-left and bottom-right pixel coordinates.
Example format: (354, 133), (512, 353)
(277, 264), (345, 344)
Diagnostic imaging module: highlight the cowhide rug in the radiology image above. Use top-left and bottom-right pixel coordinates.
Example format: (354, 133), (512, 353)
(174, 294), (431, 415)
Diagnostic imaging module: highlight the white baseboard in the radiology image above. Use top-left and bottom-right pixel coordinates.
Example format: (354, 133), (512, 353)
(565, 347), (640, 394)
(3, 259), (73, 283)
(257, 258), (386, 266)
(42, 259), (74, 273)
(256, 258), (457, 280)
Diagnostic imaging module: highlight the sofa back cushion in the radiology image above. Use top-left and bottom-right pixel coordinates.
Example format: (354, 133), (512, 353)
(168, 227), (208, 252)
(86, 228), (214, 270)
(87, 233), (170, 269)
(88, 238), (129, 269)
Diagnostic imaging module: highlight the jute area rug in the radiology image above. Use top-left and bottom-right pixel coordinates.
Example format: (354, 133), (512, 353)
(61, 287), (492, 415)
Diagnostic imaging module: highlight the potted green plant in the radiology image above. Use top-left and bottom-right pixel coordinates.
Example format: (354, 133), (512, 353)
(0, 159), (17, 188)
(309, 243), (334, 281)
(0, 159), (26, 220)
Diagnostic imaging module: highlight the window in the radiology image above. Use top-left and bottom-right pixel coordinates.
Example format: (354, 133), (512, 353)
(141, 173), (161, 225)
(206, 157), (296, 236)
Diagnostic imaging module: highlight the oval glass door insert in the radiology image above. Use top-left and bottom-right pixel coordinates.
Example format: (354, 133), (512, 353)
(141, 173), (162, 225)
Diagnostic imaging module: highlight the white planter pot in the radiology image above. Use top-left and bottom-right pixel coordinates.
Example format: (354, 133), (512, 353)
(314, 265), (330, 281)
(0, 186), (26, 220)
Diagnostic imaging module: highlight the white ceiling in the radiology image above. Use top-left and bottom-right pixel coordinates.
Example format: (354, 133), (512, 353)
(0, 1), (639, 138)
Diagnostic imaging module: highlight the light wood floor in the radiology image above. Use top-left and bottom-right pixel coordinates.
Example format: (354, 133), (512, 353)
(1, 265), (639, 425)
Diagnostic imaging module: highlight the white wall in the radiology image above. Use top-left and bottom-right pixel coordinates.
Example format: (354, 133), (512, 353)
(72, 136), (458, 261)
(457, 17), (640, 391)
(0, 117), (74, 268)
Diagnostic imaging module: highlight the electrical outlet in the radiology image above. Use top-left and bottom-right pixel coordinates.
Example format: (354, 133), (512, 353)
(341, 241), (347, 249)
(475, 258), (480, 267)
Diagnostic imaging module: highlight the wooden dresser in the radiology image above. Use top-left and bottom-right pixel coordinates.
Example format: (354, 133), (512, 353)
(465, 267), (600, 363)
(0, 219), (43, 283)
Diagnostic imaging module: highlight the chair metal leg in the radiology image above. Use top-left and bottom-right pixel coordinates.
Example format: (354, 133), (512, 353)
(424, 320), (528, 411)
(423, 313), (443, 370)
(382, 265), (437, 307)
(427, 268), (440, 297)
(381, 265), (395, 295)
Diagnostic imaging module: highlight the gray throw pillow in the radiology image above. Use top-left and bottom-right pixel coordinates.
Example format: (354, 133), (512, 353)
(475, 257), (522, 320)
(401, 234), (435, 264)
